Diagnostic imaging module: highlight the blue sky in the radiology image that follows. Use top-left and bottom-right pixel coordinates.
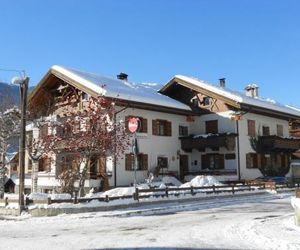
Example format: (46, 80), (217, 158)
(1, 0), (300, 107)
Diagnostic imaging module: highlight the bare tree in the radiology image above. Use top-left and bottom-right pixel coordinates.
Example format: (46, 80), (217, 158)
(0, 107), (21, 197)
(31, 95), (130, 196)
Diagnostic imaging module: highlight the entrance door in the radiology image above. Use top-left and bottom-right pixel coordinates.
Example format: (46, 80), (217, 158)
(179, 155), (189, 181)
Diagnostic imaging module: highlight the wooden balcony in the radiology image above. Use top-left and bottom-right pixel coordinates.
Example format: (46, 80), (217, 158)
(290, 129), (300, 138)
(180, 133), (237, 152)
(259, 135), (300, 152)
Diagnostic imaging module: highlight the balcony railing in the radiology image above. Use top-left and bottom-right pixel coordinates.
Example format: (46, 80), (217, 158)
(259, 135), (300, 152)
(180, 133), (237, 152)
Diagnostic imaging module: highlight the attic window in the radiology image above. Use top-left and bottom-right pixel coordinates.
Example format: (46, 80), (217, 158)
(203, 97), (210, 106)
(192, 98), (198, 107)
(82, 92), (89, 101)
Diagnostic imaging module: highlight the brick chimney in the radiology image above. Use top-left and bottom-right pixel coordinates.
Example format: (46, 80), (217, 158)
(245, 84), (259, 98)
(219, 78), (225, 88)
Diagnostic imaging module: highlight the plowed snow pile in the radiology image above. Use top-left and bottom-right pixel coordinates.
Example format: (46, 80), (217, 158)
(180, 175), (222, 187)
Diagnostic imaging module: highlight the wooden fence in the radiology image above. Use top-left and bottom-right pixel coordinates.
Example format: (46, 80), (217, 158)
(0, 181), (298, 207)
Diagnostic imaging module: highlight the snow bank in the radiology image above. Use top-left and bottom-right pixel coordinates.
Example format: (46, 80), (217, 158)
(161, 176), (182, 186)
(99, 184), (150, 198)
(27, 192), (71, 200)
(149, 175), (182, 187)
(291, 197), (300, 209)
(50, 193), (71, 200)
(181, 175), (222, 188)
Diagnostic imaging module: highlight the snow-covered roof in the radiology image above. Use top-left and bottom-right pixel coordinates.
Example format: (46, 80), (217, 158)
(50, 65), (191, 111)
(170, 75), (300, 118)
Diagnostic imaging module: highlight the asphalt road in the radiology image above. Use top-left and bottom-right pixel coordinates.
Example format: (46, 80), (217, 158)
(0, 192), (299, 250)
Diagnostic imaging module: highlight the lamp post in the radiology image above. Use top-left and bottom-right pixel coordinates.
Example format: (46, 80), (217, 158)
(12, 76), (29, 213)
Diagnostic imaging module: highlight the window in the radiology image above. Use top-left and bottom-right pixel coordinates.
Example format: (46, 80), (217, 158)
(157, 156), (168, 168)
(225, 154), (236, 160)
(40, 124), (48, 138)
(125, 153), (148, 171)
(277, 124), (283, 137)
(61, 155), (78, 172)
(201, 154), (224, 169)
(192, 98), (199, 107)
(262, 126), (270, 136)
(38, 157), (51, 172)
(246, 153), (261, 169)
(247, 120), (256, 136)
(179, 125), (188, 136)
(152, 120), (172, 136)
(126, 116), (148, 133)
(205, 120), (218, 134)
(82, 92), (89, 101)
(28, 159), (32, 171)
(89, 155), (98, 177)
(203, 97), (210, 106)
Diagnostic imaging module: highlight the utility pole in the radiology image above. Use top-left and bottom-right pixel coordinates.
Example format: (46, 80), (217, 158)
(13, 76), (29, 213)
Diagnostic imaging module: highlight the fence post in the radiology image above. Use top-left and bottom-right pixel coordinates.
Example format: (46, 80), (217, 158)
(212, 185), (215, 194)
(134, 187), (139, 201)
(248, 184), (251, 191)
(105, 195), (109, 203)
(232, 184), (235, 194)
(165, 187), (169, 198)
(191, 186), (195, 196)
(296, 189), (300, 198)
(5, 197), (8, 207)
(47, 197), (51, 205)
(73, 191), (78, 204)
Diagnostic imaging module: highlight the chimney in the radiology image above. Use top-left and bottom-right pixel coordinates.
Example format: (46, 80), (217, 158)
(245, 84), (259, 98)
(219, 78), (226, 88)
(117, 72), (128, 81)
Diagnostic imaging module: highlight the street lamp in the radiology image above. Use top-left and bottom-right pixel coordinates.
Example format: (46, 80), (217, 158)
(11, 76), (29, 213)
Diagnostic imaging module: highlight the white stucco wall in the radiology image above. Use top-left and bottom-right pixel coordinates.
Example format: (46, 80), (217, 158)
(189, 112), (238, 176)
(238, 112), (289, 180)
(111, 107), (191, 187)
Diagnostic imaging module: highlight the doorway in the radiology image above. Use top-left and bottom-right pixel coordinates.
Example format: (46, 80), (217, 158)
(179, 155), (189, 181)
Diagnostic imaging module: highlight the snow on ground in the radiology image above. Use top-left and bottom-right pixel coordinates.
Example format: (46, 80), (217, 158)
(0, 192), (299, 250)
(291, 196), (300, 209)
(181, 175), (222, 187)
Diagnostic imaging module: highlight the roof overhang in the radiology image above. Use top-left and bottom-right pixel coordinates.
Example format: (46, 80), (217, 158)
(161, 76), (300, 121)
(29, 67), (194, 116)
(160, 76), (241, 109)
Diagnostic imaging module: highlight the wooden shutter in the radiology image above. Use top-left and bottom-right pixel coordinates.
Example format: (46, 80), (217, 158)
(40, 124), (48, 138)
(141, 118), (148, 133)
(246, 153), (252, 168)
(125, 154), (133, 171)
(218, 154), (225, 169)
(56, 126), (63, 136)
(257, 154), (261, 168)
(152, 120), (158, 135)
(38, 159), (44, 171)
(142, 154), (148, 170)
(99, 157), (106, 174)
(165, 121), (172, 136)
(282, 154), (288, 168)
(247, 120), (255, 136)
(266, 156), (271, 167)
(125, 116), (130, 133)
